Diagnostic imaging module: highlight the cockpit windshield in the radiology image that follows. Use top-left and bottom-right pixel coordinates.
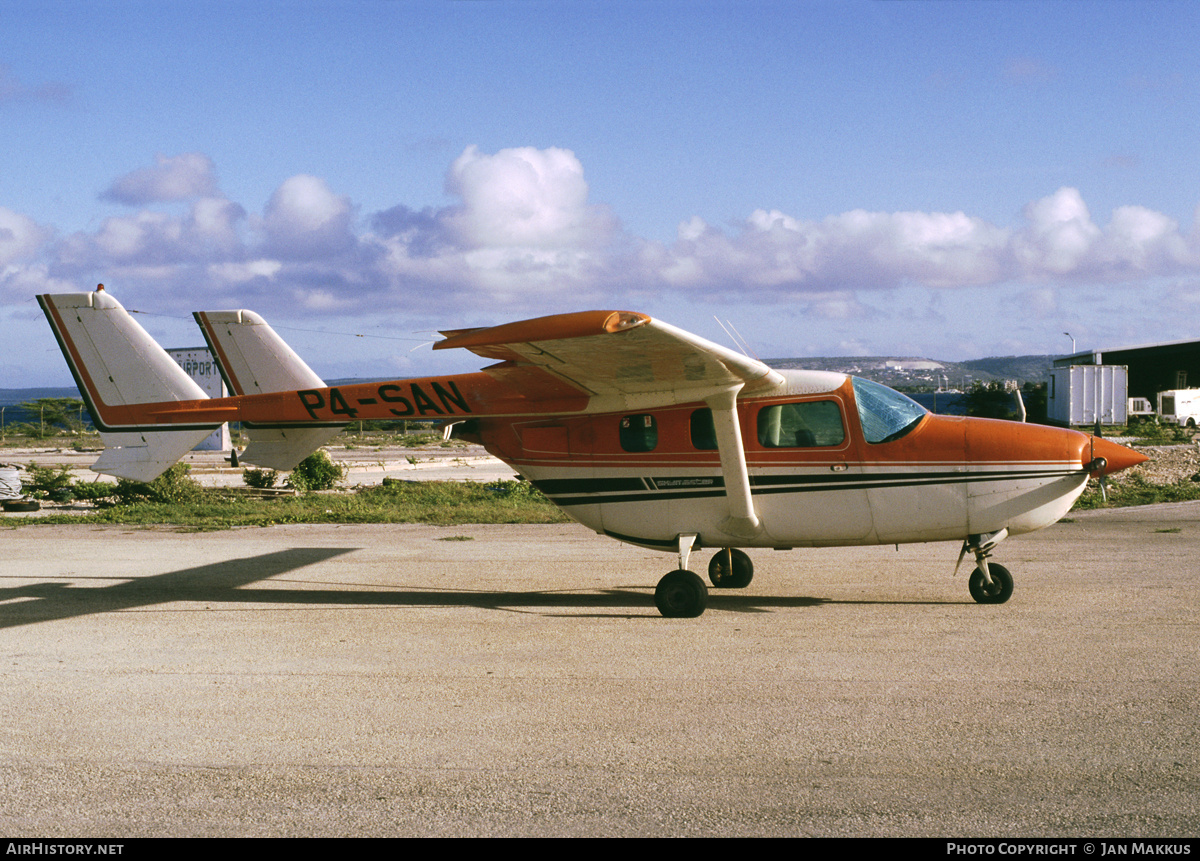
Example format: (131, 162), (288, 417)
(852, 377), (928, 444)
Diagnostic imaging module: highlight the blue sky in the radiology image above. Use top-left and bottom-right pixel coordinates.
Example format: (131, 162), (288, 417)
(3, 0), (1200, 385)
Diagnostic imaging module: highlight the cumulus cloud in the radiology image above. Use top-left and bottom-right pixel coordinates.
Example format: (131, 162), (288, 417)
(102, 153), (220, 205)
(8, 147), (1200, 325)
(360, 146), (625, 308)
(0, 207), (51, 266)
(262, 174), (356, 259)
(652, 186), (1200, 299)
(57, 197), (246, 270)
(653, 205), (1011, 297)
(442, 145), (615, 249)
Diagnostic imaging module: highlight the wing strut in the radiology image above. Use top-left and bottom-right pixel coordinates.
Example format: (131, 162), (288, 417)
(705, 386), (762, 539)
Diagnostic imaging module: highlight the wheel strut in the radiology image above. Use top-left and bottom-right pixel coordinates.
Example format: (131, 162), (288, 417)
(957, 529), (1013, 604)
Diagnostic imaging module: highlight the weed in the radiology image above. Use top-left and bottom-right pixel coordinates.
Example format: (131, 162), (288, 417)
(243, 467), (279, 489)
(1074, 472), (1200, 510)
(21, 463), (74, 499)
(285, 451), (345, 492)
(112, 463), (203, 505)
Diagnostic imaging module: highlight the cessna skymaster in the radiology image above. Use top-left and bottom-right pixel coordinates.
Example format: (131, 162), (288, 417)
(40, 289), (1146, 617)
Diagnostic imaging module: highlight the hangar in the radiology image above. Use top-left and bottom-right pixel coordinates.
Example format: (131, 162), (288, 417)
(1053, 337), (1200, 404)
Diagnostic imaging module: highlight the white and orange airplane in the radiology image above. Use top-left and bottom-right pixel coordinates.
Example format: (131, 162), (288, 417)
(40, 288), (1146, 617)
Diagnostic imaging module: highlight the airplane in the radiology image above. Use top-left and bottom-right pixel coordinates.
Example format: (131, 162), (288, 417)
(39, 288), (1147, 617)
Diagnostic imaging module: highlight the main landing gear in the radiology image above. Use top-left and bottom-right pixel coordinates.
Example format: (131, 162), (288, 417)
(655, 538), (755, 617)
(708, 548), (754, 589)
(959, 529), (1014, 605)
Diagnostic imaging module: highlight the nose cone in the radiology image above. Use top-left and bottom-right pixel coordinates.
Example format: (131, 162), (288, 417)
(1089, 436), (1148, 476)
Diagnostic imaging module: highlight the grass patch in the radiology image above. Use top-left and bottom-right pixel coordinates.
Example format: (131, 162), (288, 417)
(12, 479), (569, 529)
(1123, 419), (1195, 446)
(1073, 474), (1200, 510)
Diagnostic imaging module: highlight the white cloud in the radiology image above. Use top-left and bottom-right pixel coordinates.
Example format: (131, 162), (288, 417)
(1013, 187), (1102, 275)
(654, 187), (1200, 298)
(261, 174), (355, 258)
(57, 197), (246, 269)
(654, 206), (1010, 295)
(8, 148), (1200, 332)
(0, 207), (50, 266)
(442, 145), (615, 249)
(102, 153), (220, 205)
(208, 259), (283, 284)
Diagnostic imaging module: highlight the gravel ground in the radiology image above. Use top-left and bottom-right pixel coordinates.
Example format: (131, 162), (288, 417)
(1109, 440), (1200, 485)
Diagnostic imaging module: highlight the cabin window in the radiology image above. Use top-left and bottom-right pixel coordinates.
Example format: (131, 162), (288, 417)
(757, 401), (845, 448)
(852, 377), (927, 444)
(690, 409), (718, 450)
(620, 414), (658, 452)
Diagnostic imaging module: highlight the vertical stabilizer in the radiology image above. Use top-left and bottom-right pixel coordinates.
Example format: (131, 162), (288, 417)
(194, 309), (343, 469)
(38, 291), (219, 481)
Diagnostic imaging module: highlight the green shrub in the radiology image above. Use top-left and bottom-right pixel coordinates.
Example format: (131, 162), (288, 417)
(21, 463), (74, 499)
(243, 467), (279, 489)
(112, 463), (203, 505)
(69, 480), (118, 502)
(286, 451), (345, 492)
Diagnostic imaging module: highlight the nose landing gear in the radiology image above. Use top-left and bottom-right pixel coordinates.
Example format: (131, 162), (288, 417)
(958, 529), (1014, 605)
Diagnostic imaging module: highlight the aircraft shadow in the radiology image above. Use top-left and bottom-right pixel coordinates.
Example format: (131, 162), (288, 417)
(0, 547), (356, 630)
(0, 544), (965, 627)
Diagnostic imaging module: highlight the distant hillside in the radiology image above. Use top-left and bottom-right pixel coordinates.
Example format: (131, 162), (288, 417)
(957, 355), (1057, 382)
(0, 355), (1056, 410)
(765, 355), (1055, 389)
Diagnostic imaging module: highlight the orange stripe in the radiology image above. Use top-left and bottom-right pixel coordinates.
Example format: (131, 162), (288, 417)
(196, 312), (246, 395)
(43, 298), (116, 423)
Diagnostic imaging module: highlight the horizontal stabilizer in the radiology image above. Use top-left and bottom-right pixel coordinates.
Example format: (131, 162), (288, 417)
(90, 429), (218, 482)
(238, 427), (344, 471)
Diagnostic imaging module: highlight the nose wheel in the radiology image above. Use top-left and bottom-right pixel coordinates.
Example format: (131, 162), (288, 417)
(958, 530), (1014, 604)
(968, 563), (1013, 604)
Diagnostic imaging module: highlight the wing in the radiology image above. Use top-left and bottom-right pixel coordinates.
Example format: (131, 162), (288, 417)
(435, 310), (784, 412)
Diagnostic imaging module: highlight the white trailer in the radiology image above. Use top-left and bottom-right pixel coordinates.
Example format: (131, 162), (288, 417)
(1047, 365), (1129, 426)
(1156, 388), (1200, 427)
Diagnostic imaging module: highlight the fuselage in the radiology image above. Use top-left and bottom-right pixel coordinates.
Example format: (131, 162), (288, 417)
(466, 370), (1135, 552)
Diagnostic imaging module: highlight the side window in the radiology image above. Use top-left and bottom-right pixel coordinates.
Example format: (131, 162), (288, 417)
(620, 414), (658, 452)
(757, 401), (845, 448)
(690, 409), (718, 450)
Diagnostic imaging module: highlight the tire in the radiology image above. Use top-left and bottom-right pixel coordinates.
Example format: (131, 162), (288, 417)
(969, 563), (1013, 604)
(655, 569), (708, 618)
(2, 499), (41, 513)
(708, 548), (754, 588)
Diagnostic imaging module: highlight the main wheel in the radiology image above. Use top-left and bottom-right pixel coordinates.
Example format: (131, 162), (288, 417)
(708, 548), (753, 589)
(655, 569), (708, 618)
(969, 563), (1013, 604)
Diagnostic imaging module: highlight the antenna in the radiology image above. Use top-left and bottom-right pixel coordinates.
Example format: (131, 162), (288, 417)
(725, 319), (760, 360)
(713, 317), (759, 359)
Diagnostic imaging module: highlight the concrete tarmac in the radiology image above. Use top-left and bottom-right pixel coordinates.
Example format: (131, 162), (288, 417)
(1, 504), (1197, 837)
